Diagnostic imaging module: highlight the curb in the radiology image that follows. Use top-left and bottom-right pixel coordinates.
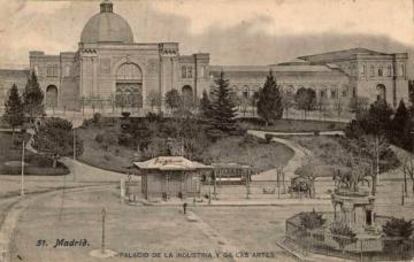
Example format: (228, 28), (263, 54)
(0, 185), (113, 262)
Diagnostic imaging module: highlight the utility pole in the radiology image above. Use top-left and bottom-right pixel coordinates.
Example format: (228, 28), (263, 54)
(21, 140), (25, 197)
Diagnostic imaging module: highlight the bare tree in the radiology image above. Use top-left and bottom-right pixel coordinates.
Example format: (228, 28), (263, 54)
(401, 157), (414, 195)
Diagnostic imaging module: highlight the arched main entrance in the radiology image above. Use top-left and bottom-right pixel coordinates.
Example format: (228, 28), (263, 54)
(45, 85), (58, 109)
(115, 63), (143, 109)
(182, 85), (193, 107)
(376, 84), (386, 101)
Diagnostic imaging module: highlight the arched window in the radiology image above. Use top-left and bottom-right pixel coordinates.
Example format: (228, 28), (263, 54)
(46, 85), (58, 108)
(115, 63), (143, 108)
(181, 66), (187, 78)
(116, 63), (142, 80)
(376, 84), (386, 101)
(378, 67), (383, 77)
(243, 86), (249, 98)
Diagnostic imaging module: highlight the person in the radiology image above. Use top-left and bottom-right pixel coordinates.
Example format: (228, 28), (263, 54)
(183, 202), (188, 214)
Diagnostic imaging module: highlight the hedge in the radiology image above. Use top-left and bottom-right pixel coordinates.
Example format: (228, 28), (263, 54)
(0, 163), (70, 176)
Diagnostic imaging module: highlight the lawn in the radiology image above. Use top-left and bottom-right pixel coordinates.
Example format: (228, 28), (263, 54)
(289, 135), (401, 177)
(200, 135), (294, 173)
(78, 125), (294, 174)
(76, 125), (137, 173)
(0, 132), (69, 176)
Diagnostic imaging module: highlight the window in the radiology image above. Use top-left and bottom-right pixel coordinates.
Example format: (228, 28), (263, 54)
(200, 66), (205, 78)
(181, 66), (187, 78)
(331, 89), (337, 99)
(187, 66), (193, 78)
(320, 90), (326, 98)
(387, 65), (392, 77)
(378, 67), (383, 77)
(64, 66), (70, 77)
(243, 86), (249, 98)
(360, 64), (366, 76)
(342, 89), (348, 97)
(46, 64), (58, 77)
(400, 64), (405, 77)
(370, 65), (375, 77)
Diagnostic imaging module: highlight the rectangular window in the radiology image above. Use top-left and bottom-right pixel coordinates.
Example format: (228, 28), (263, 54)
(181, 66), (186, 78)
(187, 67), (193, 78)
(370, 66), (375, 77)
(331, 90), (337, 99)
(47, 66), (53, 77)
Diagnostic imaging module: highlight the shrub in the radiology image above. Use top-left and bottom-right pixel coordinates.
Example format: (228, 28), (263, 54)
(121, 112), (131, 118)
(103, 154), (111, 161)
(299, 209), (326, 230)
(95, 133), (104, 143)
(383, 218), (414, 239)
(382, 218), (414, 256)
(330, 222), (357, 252)
(264, 134), (273, 143)
(93, 113), (102, 124)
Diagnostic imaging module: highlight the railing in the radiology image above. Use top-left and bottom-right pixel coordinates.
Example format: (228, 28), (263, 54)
(285, 212), (414, 261)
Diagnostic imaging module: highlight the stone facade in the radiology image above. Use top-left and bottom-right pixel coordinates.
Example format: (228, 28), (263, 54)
(211, 48), (409, 110)
(0, 2), (409, 114)
(18, 1), (210, 113)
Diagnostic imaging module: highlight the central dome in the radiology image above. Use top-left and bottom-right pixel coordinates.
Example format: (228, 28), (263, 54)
(80, 1), (134, 44)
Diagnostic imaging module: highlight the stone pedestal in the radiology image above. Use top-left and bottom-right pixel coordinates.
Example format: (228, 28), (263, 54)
(331, 191), (375, 233)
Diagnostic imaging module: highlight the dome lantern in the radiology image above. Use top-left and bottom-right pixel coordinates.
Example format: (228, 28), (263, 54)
(100, 0), (113, 13)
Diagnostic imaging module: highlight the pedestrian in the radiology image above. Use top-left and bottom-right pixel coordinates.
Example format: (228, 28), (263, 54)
(183, 202), (187, 214)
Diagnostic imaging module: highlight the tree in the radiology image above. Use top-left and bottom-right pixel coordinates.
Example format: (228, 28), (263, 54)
(257, 71), (283, 125)
(199, 90), (212, 119)
(295, 87), (316, 119)
(390, 100), (412, 151)
(165, 89), (181, 112)
(32, 117), (83, 168)
(23, 71), (44, 122)
(209, 71), (237, 133)
(251, 91), (260, 117)
(348, 96), (369, 114)
(147, 90), (161, 111)
(401, 157), (414, 194)
(281, 89), (295, 118)
(3, 84), (24, 142)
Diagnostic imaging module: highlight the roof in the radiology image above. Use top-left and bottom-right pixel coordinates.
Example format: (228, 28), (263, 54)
(0, 69), (29, 79)
(298, 48), (391, 62)
(134, 156), (211, 171)
(209, 64), (347, 79)
(80, 1), (134, 44)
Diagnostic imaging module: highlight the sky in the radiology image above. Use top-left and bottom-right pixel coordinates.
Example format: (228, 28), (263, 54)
(0, 0), (414, 69)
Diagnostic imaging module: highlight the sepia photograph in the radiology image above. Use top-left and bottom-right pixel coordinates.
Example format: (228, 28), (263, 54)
(0, 0), (414, 261)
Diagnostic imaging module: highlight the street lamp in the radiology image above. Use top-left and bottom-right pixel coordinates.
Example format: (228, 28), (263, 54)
(21, 137), (25, 197)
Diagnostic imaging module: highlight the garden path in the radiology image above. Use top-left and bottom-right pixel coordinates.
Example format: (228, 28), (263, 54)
(247, 130), (313, 182)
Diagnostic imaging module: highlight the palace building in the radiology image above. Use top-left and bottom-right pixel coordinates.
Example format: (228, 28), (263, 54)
(0, 0), (409, 115)
(210, 48), (409, 110)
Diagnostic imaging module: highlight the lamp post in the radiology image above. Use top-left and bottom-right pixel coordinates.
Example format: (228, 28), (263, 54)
(21, 139), (25, 197)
